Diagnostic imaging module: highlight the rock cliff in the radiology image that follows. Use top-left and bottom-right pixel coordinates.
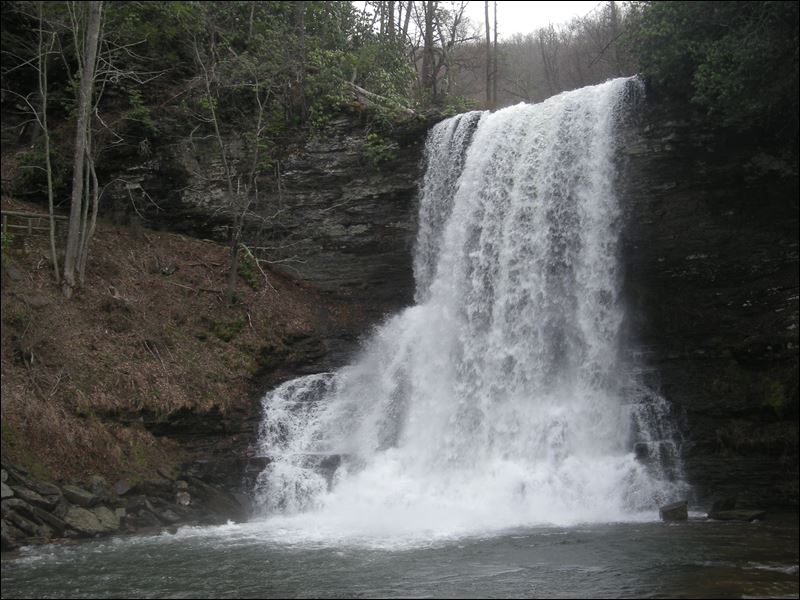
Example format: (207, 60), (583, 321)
(621, 97), (799, 506)
(104, 101), (798, 507)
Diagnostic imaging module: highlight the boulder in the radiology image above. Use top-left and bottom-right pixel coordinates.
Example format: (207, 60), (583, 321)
(2, 498), (38, 521)
(91, 506), (120, 531)
(62, 485), (96, 508)
(62, 506), (108, 536)
(10, 486), (58, 510)
(1, 481), (13, 499)
(659, 500), (688, 522)
(89, 476), (112, 505)
(187, 477), (247, 522)
(4, 510), (50, 538)
(1, 519), (19, 551)
(30, 506), (67, 535)
(113, 480), (132, 497)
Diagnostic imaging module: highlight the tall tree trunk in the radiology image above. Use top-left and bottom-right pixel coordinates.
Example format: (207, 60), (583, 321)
(422, 1), (436, 99)
(62, 0), (102, 298)
(37, 4), (59, 283)
(291, 0), (307, 121)
(485, 1), (491, 106)
(492, 0), (498, 107)
(401, 0), (412, 41)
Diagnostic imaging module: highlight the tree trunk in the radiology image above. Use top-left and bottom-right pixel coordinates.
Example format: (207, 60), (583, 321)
(401, 0), (412, 41)
(485, 1), (491, 106)
(422, 1), (436, 99)
(492, 0), (498, 107)
(37, 4), (59, 283)
(62, 0), (102, 298)
(291, 0), (307, 121)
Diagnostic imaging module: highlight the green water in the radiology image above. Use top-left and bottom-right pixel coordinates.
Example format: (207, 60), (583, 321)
(2, 515), (797, 599)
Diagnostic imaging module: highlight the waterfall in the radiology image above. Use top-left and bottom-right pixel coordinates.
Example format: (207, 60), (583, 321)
(253, 78), (686, 538)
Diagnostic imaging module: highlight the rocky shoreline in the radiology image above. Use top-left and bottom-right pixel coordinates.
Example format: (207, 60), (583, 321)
(1, 460), (254, 552)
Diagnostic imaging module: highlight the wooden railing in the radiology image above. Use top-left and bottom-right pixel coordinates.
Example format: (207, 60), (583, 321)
(1, 210), (68, 237)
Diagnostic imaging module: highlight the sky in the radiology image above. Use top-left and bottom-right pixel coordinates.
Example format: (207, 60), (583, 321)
(463, 1), (603, 38)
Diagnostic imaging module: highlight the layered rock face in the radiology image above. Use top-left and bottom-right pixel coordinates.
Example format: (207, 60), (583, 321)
(106, 112), (435, 314)
(104, 102), (798, 508)
(621, 98), (799, 506)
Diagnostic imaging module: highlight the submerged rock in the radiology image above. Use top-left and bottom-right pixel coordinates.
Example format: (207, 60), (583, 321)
(708, 509), (766, 522)
(659, 500), (688, 521)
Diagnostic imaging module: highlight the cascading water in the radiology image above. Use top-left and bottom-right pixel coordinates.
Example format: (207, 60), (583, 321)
(254, 77), (686, 540)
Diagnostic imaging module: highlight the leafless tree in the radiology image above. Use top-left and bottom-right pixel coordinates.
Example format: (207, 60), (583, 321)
(62, 0), (102, 298)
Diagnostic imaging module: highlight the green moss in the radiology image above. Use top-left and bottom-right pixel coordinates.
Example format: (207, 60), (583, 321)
(237, 255), (259, 290)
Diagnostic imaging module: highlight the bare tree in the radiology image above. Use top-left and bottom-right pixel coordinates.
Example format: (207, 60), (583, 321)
(484, 0), (491, 106)
(192, 21), (275, 305)
(62, 0), (102, 298)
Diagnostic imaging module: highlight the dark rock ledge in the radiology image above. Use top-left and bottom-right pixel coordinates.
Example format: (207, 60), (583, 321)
(1, 460), (254, 552)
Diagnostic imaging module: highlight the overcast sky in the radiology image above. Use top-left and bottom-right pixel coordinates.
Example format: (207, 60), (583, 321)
(462, 1), (603, 38)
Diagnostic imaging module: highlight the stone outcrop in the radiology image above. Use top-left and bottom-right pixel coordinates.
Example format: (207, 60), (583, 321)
(659, 500), (689, 522)
(0, 461), (249, 551)
(621, 96), (799, 507)
(104, 111), (438, 314)
(56, 99), (799, 520)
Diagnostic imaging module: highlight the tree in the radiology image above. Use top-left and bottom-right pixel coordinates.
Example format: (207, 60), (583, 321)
(628, 1), (799, 148)
(62, 0), (102, 298)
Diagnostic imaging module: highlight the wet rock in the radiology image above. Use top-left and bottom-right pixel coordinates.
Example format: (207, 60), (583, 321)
(62, 506), (115, 536)
(4, 510), (50, 538)
(659, 500), (688, 522)
(1, 469), (7, 482)
(186, 477), (247, 522)
(91, 506), (120, 531)
(129, 509), (161, 529)
(133, 479), (173, 500)
(154, 507), (182, 525)
(1, 519), (19, 550)
(62, 485), (96, 508)
(10, 486), (58, 510)
(113, 480), (133, 497)
(2, 498), (39, 521)
(89, 476), (112, 505)
(23, 479), (61, 498)
(1, 481), (13, 499)
(176, 491), (191, 507)
(30, 506), (67, 535)
(123, 495), (149, 512)
(708, 509), (766, 522)
(622, 97), (799, 507)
